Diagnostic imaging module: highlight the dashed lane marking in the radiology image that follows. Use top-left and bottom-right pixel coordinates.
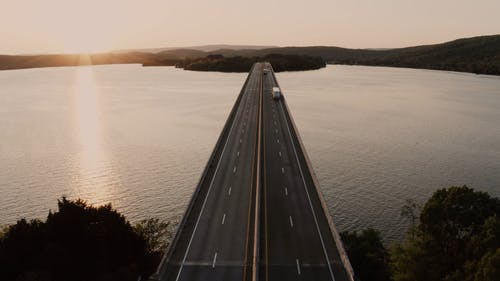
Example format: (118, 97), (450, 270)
(212, 252), (218, 268)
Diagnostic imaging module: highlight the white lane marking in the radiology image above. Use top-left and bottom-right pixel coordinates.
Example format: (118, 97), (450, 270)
(174, 83), (246, 281)
(274, 121), (277, 125)
(278, 151), (282, 157)
(296, 259), (301, 275)
(284, 187), (288, 196)
(212, 252), (218, 268)
(289, 216), (294, 228)
(233, 166), (237, 173)
(277, 139), (280, 143)
(281, 167), (285, 174)
(228, 186), (232, 196)
(275, 129), (278, 133)
(239, 139), (242, 143)
(221, 213), (226, 225)
(279, 102), (336, 281)
(237, 151), (240, 157)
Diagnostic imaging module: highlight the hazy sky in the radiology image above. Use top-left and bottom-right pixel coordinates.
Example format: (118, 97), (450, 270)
(1, 0), (499, 54)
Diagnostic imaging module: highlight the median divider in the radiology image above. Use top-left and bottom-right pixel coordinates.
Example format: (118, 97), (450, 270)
(252, 64), (263, 281)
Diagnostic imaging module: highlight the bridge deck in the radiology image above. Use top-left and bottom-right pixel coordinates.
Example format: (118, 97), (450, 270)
(153, 63), (354, 281)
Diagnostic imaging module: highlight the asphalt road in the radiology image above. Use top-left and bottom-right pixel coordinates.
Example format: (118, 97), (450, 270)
(155, 63), (353, 281)
(259, 63), (351, 281)
(159, 63), (263, 281)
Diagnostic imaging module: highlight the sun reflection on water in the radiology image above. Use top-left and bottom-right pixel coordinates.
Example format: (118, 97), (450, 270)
(73, 65), (119, 205)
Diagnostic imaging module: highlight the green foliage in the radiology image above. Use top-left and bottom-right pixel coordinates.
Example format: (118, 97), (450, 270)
(390, 232), (441, 281)
(134, 218), (171, 253)
(341, 228), (392, 281)
(176, 54), (326, 72)
(0, 224), (8, 239)
(473, 248), (500, 281)
(390, 186), (500, 281)
(348, 186), (499, 281)
(0, 197), (168, 281)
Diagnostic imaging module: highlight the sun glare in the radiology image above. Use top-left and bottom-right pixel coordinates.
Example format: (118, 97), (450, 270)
(73, 66), (118, 203)
(74, 66), (101, 151)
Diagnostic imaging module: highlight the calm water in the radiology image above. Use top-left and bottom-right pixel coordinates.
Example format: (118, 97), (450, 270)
(1, 65), (499, 242)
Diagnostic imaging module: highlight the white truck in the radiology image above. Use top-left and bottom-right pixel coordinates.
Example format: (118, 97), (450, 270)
(272, 87), (281, 100)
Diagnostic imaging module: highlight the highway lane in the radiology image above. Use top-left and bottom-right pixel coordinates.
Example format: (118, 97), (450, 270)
(259, 63), (351, 281)
(158, 63), (263, 281)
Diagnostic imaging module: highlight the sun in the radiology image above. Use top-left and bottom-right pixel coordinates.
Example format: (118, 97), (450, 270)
(57, 24), (113, 54)
(61, 35), (111, 54)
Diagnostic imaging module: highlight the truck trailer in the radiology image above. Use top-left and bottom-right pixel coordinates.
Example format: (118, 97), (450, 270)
(272, 87), (281, 100)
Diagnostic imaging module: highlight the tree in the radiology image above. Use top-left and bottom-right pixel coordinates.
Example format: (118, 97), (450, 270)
(0, 197), (166, 281)
(390, 186), (500, 281)
(341, 228), (392, 281)
(134, 218), (171, 253)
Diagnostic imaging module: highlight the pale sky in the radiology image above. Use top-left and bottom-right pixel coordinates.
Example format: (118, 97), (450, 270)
(1, 0), (499, 54)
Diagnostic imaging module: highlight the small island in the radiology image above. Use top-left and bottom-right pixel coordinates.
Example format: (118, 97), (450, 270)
(170, 54), (326, 72)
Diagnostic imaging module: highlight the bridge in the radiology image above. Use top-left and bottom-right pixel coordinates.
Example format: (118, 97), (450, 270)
(151, 63), (355, 281)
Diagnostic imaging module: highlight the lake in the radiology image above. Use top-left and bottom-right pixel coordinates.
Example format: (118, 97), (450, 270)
(1, 64), (499, 242)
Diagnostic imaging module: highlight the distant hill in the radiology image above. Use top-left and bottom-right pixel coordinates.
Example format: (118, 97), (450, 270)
(113, 44), (278, 54)
(0, 52), (161, 71)
(307, 35), (500, 75)
(1, 35), (499, 75)
(149, 35), (500, 75)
